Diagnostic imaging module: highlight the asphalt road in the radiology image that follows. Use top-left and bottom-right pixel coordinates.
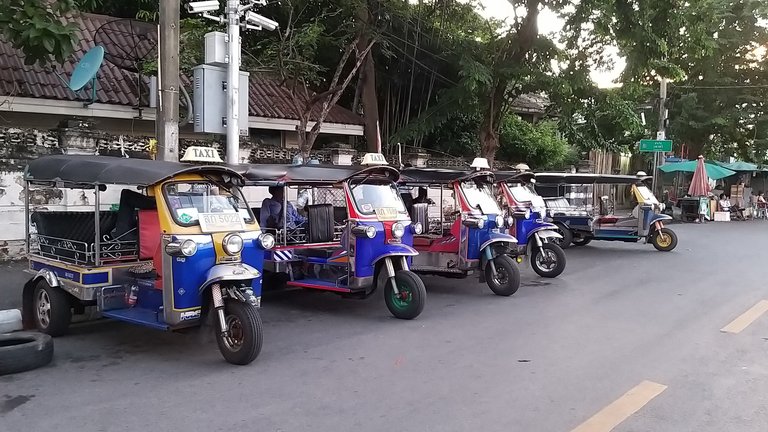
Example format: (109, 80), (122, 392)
(2, 222), (767, 432)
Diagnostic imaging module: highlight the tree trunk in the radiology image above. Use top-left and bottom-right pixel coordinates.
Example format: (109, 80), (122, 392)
(357, 3), (380, 152)
(360, 50), (380, 152)
(479, 117), (499, 167)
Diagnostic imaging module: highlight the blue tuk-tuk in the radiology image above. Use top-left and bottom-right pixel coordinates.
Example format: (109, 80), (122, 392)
(21, 154), (273, 365)
(534, 173), (678, 251)
(494, 171), (567, 278)
(398, 162), (521, 296)
(241, 153), (427, 320)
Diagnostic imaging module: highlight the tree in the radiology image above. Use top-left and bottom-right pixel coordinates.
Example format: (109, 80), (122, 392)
(254, 0), (375, 160)
(0, 0), (79, 66)
(563, 0), (768, 160)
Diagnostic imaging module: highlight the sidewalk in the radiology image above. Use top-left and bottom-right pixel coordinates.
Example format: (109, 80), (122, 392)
(1, 260), (28, 311)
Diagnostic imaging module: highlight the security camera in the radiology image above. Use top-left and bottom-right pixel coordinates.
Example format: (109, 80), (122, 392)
(245, 12), (278, 31)
(187, 1), (220, 13)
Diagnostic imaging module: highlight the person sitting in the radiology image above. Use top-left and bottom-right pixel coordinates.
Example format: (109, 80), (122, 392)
(111, 189), (156, 241)
(260, 186), (306, 229)
(413, 187), (434, 205)
(719, 193), (745, 220)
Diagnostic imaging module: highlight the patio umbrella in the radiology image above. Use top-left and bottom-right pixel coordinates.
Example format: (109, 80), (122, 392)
(715, 161), (758, 172)
(658, 160), (736, 180)
(688, 156), (711, 196)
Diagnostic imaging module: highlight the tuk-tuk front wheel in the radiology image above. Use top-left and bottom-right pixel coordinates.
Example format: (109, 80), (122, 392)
(32, 280), (72, 337)
(215, 300), (263, 365)
(384, 270), (426, 320)
(485, 255), (521, 296)
(531, 243), (566, 278)
(651, 228), (678, 252)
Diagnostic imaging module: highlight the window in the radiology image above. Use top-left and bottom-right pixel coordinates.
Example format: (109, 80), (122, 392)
(164, 181), (254, 226)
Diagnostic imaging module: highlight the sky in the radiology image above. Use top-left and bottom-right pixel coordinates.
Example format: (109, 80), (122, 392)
(477, 0), (625, 88)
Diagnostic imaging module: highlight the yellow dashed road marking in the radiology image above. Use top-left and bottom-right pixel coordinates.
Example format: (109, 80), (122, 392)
(571, 380), (667, 432)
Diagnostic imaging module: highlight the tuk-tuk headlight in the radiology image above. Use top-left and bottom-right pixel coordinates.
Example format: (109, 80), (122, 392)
(463, 217), (485, 229)
(258, 233), (275, 250)
(525, 209), (531, 219)
(495, 215), (504, 227)
(412, 222), (423, 235)
(353, 225), (377, 238)
(392, 222), (405, 239)
(506, 216), (515, 226)
(223, 234), (244, 255)
(167, 239), (198, 257)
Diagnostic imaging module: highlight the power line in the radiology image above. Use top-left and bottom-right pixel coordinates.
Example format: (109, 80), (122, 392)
(672, 84), (768, 89)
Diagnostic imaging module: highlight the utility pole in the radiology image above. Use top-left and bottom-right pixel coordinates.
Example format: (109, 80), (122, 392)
(651, 77), (668, 194)
(226, 0), (240, 165)
(157, 0), (180, 161)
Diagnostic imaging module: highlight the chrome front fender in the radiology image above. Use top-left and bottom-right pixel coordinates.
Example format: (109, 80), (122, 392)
(198, 263), (261, 293)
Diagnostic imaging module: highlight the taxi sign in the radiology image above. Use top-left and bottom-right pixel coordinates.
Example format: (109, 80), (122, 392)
(470, 158), (490, 170)
(181, 146), (223, 163)
(361, 153), (388, 166)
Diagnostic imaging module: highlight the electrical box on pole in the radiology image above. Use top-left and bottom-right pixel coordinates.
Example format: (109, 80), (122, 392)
(192, 64), (249, 136)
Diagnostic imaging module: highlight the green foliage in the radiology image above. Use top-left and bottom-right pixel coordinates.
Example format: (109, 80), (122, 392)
(497, 116), (574, 170)
(0, 0), (78, 65)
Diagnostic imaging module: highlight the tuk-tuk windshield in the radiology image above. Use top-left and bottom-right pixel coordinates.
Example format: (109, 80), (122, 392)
(508, 184), (545, 207)
(350, 181), (408, 216)
(635, 185), (659, 205)
(164, 181), (254, 226)
(461, 181), (501, 214)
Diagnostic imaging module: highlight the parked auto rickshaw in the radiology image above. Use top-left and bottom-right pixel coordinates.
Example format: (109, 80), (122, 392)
(21, 152), (274, 365)
(241, 153), (427, 320)
(494, 171), (567, 278)
(398, 160), (521, 296)
(535, 172), (678, 251)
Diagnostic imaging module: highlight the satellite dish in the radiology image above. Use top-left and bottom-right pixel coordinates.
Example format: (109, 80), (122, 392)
(69, 45), (104, 91)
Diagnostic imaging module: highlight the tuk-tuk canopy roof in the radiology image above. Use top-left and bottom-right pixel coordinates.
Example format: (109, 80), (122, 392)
(494, 170), (535, 184)
(241, 163), (399, 185)
(534, 172), (652, 185)
(399, 167), (494, 184)
(25, 155), (243, 187)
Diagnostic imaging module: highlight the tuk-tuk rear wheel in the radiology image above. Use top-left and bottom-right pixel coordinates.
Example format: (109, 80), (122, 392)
(32, 280), (72, 337)
(384, 270), (426, 320)
(485, 255), (520, 296)
(571, 237), (592, 247)
(553, 224), (573, 249)
(215, 300), (263, 365)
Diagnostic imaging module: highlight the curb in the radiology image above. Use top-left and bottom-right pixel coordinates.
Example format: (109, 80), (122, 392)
(0, 309), (23, 334)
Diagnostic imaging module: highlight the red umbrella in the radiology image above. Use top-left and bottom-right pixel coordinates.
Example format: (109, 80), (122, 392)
(688, 155), (712, 196)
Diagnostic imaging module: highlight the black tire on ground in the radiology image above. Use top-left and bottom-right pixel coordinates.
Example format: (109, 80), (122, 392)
(651, 228), (678, 252)
(33, 280), (72, 337)
(485, 255), (521, 296)
(553, 224), (573, 249)
(530, 243), (567, 278)
(215, 300), (263, 365)
(384, 270), (427, 320)
(571, 236), (592, 247)
(0, 332), (54, 376)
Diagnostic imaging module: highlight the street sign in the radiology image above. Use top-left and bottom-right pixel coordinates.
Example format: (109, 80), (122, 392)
(639, 139), (672, 152)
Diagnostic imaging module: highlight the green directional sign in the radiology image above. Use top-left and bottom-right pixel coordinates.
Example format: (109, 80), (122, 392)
(639, 139), (673, 152)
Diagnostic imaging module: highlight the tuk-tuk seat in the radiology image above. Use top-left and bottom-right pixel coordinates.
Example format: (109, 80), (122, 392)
(596, 215), (619, 225)
(298, 248), (338, 259)
(138, 210), (163, 289)
(307, 204), (335, 244)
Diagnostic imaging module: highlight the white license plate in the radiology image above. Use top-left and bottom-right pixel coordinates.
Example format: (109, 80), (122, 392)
(198, 212), (246, 233)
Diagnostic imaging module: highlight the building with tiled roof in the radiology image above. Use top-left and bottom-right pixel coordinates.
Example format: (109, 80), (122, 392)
(0, 12), (363, 144)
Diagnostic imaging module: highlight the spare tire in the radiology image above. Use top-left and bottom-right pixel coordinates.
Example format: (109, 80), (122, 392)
(0, 332), (54, 375)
